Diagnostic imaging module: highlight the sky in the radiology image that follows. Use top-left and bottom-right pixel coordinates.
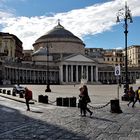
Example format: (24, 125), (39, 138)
(0, 0), (140, 50)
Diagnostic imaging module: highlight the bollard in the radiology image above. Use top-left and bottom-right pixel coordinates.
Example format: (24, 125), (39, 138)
(56, 97), (63, 106)
(110, 99), (122, 113)
(63, 97), (69, 107)
(12, 91), (16, 96)
(3, 89), (6, 94)
(38, 95), (44, 103)
(70, 97), (76, 107)
(7, 90), (11, 95)
(43, 95), (48, 104)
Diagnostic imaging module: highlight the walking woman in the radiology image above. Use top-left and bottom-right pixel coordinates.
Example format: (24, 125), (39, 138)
(79, 86), (85, 116)
(82, 85), (93, 117)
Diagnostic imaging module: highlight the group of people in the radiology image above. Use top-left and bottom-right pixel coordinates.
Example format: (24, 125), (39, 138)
(78, 85), (93, 117)
(24, 85), (93, 115)
(127, 86), (140, 107)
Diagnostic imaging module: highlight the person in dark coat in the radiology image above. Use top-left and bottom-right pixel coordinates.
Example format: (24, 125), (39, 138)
(25, 87), (32, 111)
(127, 86), (135, 107)
(82, 85), (93, 117)
(79, 86), (85, 116)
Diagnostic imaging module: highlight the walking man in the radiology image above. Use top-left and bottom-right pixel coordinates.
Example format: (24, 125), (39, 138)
(132, 87), (140, 108)
(25, 87), (32, 111)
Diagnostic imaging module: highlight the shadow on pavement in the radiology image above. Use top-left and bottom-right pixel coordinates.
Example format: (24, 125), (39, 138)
(0, 104), (88, 140)
(91, 116), (117, 123)
(30, 110), (44, 113)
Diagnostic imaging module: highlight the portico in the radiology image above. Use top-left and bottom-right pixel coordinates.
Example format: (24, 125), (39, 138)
(59, 54), (98, 84)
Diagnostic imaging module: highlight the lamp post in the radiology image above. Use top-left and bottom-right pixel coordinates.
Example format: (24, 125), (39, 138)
(45, 43), (51, 92)
(116, 2), (133, 93)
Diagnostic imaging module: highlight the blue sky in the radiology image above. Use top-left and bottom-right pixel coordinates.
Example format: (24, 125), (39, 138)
(0, 0), (140, 50)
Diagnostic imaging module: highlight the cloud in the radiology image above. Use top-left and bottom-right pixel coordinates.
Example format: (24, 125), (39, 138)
(0, 0), (140, 50)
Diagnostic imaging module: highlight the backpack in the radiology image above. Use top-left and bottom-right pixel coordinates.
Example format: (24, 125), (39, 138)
(138, 89), (140, 99)
(26, 89), (32, 100)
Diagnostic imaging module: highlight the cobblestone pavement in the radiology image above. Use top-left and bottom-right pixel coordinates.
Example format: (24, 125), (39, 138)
(0, 84), (140, 140)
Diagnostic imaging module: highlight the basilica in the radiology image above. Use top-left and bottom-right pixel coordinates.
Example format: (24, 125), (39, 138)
(1, 22), (140, 85)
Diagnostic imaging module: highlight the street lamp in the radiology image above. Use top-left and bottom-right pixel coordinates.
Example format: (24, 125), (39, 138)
(116, 2), (133, 93)
(45, 43), (51, 92)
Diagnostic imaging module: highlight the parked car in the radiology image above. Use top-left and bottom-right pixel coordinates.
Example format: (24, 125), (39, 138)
(13, 85), (25, 94)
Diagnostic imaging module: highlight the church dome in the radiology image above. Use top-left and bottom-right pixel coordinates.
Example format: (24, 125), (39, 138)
(34, 22), (84, 45)
(33, 22), (85, 55)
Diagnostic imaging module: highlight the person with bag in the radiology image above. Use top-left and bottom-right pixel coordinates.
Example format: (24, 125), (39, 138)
(78, 86), (85, 116)
(25, 87), (32, 111)
(127, 86), (135, 107)
(82, 85), (93, 117)
(132, 86), (140, 108)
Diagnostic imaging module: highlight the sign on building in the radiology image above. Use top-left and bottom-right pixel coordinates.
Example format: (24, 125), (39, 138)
(115, 65), (120, 76)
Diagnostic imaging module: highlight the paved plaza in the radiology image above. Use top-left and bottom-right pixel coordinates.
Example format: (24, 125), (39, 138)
(0, 84), (140, 140)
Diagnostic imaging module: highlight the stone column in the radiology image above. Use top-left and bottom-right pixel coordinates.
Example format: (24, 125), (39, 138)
(59, 65), (63, 84)
(86, 65), (88, 81)
(91, 66), (93, 82)
(16, 69), (18, 82)
(96, 66), (98, 82)
(29, 70), (32, 83)
(66, 65), (68, 83)
(34, 71), (35, 83)
(81, 65), (83, 78)
(71, 65), (73, 82)
(76, 65), (78, 82)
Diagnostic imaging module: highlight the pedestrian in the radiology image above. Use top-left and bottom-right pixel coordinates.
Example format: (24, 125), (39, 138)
(82, 85), (93, 117)
(78, 86), (85, 116)
(127, 86), (135, 107)
(132, 86), (140, 108)
(24, 87), (33, 111)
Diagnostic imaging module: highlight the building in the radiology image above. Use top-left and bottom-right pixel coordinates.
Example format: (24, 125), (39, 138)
(0, 32), (23, 59)
(0, 33), (23, 84)
(2, 22), (99, 85)
(1, 23), (140, 85)
(127, 45), (140, 67)
(23, 50), (33, 61)
(103, 49), (124, 66)
(85, 48), (104, 63)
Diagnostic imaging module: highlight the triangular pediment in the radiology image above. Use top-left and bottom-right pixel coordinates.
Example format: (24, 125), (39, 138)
(64, 54), (95, 62)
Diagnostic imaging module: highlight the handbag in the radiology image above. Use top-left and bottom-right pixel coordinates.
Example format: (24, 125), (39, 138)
(86, 95), (91, 103)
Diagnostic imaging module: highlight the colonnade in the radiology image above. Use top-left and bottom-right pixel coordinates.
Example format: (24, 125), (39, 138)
(98, 71), (139, 84)
(3, 64), (140, 85)
(4, 67), (59, 84)
(60, 64), (98, 84)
